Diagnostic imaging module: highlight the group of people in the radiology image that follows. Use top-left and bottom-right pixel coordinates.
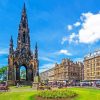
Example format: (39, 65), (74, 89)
(42, 80), (100, 88)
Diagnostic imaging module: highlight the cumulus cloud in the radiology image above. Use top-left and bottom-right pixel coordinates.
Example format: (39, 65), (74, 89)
(56, 49), (72, 56)
(62, 33), (78, 44)
(61, 33), (79, 44)
(66, 12), (100, 44)
(61, 37), (67, 44)
(68, 33), (78, 43)
(78, 12), (100, 43)
(74, 21), (81, 27)
(67, 25), (73, 30)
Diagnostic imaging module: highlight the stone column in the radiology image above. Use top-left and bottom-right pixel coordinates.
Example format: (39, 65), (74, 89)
(16, 67), (20, 81)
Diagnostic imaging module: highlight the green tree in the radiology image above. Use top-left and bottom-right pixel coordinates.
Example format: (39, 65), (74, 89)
(20, 70), (26, 80)
(0, 66), (7, 81)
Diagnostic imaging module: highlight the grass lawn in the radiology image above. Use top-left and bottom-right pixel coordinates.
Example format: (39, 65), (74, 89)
(0, 86), (36, 100)
(69, 87), (100, 100)
(0, 87), (100, 100)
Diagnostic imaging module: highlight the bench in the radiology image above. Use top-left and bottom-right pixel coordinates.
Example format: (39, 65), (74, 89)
(0, 84), (9, 91)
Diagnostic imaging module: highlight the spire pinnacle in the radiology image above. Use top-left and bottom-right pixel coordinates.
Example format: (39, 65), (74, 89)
(9, 36), (14, 54)
(35, 42), (37, 50)
(20, 2), (28, 28)
(23, 2), (26, 13)
(34, 42), (38, 60)
(10, 36), (13, 46)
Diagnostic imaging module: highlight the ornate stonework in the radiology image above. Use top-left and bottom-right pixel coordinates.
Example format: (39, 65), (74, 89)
(8, 4), (39, 85)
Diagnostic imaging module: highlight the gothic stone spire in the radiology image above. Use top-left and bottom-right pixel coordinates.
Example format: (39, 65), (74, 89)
(21, 3), (28, 28)
(34, 42), (39, 76)
(34, 42), (38, 60)
(9, 36), (14, 55)
(17, 3), (30, 50)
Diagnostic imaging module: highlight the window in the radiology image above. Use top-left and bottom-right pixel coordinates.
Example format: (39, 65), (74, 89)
(23, 34), (25, 43)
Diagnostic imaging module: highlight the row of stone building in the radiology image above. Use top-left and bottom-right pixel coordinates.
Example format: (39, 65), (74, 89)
(40, 49), (100, 82)
(40, 59), (84, 82)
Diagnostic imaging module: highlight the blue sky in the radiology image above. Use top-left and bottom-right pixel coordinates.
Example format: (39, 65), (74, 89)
(0, 0), (100, 72)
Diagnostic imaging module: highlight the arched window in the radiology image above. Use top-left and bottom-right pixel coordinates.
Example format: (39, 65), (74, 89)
(23, 34), (25, 43)
(20, 66), (26, 80)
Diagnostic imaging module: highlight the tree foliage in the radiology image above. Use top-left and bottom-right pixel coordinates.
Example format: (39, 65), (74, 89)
(0, 66), (7, 81)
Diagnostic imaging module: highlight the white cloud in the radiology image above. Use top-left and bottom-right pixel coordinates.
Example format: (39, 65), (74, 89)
(67, 12), (100, 44)
(67, 33), (79, 44)
(73, 58), (84, 62)
(39, 56), (55, 62)
(61, 33), (79, 44)
(74, 21), (81, 27)
(61, 37), (67, 44)
(56, 49), (72, 56)
(0, 49), (8, 55)
(78, 12), (100, 43)
(69, 33), (78, 42)
(39, 63), (55, 73)
(67, 25), (73, 30)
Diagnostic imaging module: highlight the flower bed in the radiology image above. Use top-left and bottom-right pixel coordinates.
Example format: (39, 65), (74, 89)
(35, 89), (77, 100)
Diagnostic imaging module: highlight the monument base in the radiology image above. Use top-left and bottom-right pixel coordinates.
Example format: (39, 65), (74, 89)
(7, 80), (15, 86)
(32, 82), (39, 90)
(34, 76), (40, 83)
(32, 76), (40, 90)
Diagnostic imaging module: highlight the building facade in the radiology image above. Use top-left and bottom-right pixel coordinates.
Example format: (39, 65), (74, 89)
(40, 68), (55, 82)
(54, 59), (84, 82)
(84, 50), (100, 81)
(40, 59), (84, 83)
(8, 4), (39, 85)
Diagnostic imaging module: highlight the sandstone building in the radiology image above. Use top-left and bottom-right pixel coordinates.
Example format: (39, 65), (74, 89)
(40, 59), (84, 83)
(84, 50), (100, 81)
